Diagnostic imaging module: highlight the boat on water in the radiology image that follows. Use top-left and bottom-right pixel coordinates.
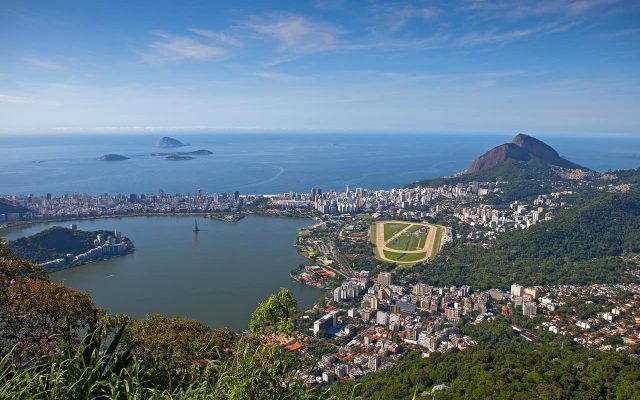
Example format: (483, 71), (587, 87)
(193, 219), (200, 232)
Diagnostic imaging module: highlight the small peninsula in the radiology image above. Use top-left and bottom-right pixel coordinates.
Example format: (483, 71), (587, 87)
(7, 226), (134, 272)
(99, 154), (129, 161)
(156, 136), (186, 148)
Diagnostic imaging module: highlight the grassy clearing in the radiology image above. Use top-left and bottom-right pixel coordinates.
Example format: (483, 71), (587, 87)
(385, 223), (428, 251)
(383, 250), (427, 263)
(417, 229), (428, 249)
(369, 223), (377, 244)
(409, 234), (421, 251)
(432, 227), (443, 257)
(383, 223), (410, 241)
(387, 235), (411, 251)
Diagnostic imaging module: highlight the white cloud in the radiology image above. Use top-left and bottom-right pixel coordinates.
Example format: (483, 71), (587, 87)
(144, 32), (227, 62)
(0, 93), (59, 106)
(24, 57), (64, 71)
(250, 71), (303, 82)
(456, 23), (574, 46)
(460, 0), (619, 20)
(246, 14), (342, 54)
(371, 3), (440, 32)
(188, 28), (243, 47)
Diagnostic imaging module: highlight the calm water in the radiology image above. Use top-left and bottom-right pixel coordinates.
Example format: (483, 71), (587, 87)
(1, 215), (322, 329)
(1, 133), (638, 196)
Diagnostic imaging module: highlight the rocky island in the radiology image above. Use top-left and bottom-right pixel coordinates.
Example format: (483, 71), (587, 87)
(156, 136), (186, 148)
(99, 154), (129, 161)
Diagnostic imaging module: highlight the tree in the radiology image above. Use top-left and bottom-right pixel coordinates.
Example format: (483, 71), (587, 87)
(249, 288), (298, 336)
(124, 314), (238, 389)
(0, 276), (97, 361)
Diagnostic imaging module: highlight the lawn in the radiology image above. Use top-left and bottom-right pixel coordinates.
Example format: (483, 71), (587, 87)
(383, 223), (410, 241)
(369, 223), (377, 244)
(433, 226), (443, 254)
(382, 250), (428, 263)
(387, 229), (428, 252)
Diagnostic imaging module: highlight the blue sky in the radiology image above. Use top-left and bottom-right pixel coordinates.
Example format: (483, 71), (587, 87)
(1, 0), (639, 135)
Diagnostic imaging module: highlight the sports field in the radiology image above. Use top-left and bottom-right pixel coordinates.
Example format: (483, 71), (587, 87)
(371, 220), (445, 264)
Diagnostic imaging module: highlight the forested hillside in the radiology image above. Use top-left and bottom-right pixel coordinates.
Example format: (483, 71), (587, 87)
(7, 227), (112, 263)
(405, 189), (640, 289)
(328, 329), (640, 399)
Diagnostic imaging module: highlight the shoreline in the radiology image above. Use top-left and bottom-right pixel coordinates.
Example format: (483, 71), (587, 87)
(0, 209), (320, 233)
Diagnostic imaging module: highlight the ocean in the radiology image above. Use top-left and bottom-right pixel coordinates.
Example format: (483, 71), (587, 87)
(1, 133), (638, 196)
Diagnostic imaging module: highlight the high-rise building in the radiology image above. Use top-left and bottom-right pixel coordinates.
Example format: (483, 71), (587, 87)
(523, 301), (537, 317)
(376, 311), (388, 325)
(378, 272), (391, 288)
(511, 283), (524, 297)
(335, 364), (349, 378)
(368, 355), (381, 372)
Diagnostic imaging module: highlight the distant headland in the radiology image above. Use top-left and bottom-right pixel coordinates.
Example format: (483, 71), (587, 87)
(156, 136), (186, 148)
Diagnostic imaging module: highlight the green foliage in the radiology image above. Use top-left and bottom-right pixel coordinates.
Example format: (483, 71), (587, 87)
(249, 288), (298, 336)
(124, 315), (238, 389)
(0, 325), (148, 400)
(329, 340), (640, 399)
(404, 190), (640, 289)
(0, 335), (311, 400)
(408, 157), (562, 189)
(0, 266), (97, 360)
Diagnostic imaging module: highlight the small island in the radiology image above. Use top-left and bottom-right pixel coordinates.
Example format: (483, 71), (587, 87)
(165, 154), (194, 161)
(152, 149), (213, 157)
(99, 154), (130, 161)
(156, 136), (186, 148)
(7, 226), (134, 272)
(181, 149), (213, 155)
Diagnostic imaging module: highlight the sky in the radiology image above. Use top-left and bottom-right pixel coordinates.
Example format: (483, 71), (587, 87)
(0, 0), (639, 135)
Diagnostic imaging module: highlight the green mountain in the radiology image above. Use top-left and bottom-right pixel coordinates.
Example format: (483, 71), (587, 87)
(406, 189), (640, 289)
(7, 226), (112, 264)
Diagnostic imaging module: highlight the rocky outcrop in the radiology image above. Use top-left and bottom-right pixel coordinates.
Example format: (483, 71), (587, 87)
(465, 133), (587, 174)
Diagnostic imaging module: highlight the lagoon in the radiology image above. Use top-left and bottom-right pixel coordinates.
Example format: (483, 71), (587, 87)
(1, 215), (323, 330)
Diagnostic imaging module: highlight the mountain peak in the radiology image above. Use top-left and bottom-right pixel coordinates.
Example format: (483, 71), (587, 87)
(465, 133), (587, 175)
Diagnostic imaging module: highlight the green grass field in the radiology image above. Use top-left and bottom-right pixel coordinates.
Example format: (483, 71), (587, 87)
(385, 224), (428, 252)
(383, 223), (410, 241)
(433, 227), (443, 254)
(383, 250), (428, 262)
(369, 223), (377, 244)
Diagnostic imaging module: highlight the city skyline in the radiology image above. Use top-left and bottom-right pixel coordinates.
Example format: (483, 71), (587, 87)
(1, 0), (639, 135)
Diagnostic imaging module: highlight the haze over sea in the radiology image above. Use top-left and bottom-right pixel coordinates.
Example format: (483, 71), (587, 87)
(1, 133), (639, 196)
